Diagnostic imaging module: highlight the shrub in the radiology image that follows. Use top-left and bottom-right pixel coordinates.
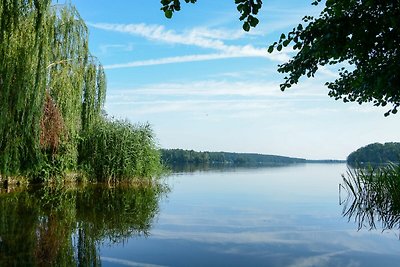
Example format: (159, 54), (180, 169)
(78, 118), (163, 183)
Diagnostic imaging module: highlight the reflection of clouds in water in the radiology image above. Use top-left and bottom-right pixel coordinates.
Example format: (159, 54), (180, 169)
(287, 251), (359, 267)
(101, 257), (169, 267)
(153, 229), (304, 245)
(151, 227), (400, 257)
(147, 228), (398, 267)
(157, 211), (291, 229)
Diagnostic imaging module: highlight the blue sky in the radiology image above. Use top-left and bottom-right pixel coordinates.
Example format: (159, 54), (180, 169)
(70, 0), (399, 160)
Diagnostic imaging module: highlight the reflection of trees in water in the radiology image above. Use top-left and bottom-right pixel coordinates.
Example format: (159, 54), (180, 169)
(0, 183), (168, 266)
(340, 164), (400, 232)
(169, 162), (298, 173)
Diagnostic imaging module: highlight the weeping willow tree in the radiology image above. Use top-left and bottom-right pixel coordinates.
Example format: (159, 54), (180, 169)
(1, 1), (162, 183)
(43, 5), (106, 180)
(0, 1), (106, 182)
(0, 0), (49, 177)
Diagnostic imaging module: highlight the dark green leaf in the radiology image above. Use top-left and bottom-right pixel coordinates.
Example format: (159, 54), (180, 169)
(243, 21), (250, 32)
(297, 24), (303, 31)
(283, 39), (290, 47)
(164, 10), (173, 18)
(249, 17), (259, 27)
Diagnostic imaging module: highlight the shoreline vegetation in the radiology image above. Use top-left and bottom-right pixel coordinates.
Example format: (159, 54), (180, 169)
(341, 143), (400, 231)
(0, 2), (163, 186)
(0, 2), (397, 193)
(160, 148), (345, 172)
(347, 142), (400, 167)
(341, 163), (400, 232)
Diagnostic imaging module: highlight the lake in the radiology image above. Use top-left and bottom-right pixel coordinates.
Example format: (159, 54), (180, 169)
(1, 163), (400, 266)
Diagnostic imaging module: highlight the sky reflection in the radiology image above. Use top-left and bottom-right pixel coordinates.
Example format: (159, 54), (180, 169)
(100, 164), (400, 267)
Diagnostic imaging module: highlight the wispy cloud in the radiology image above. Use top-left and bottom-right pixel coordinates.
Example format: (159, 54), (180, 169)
(89, 22), (290, 68)
(89, 23), (247, 45)
(104, 78), (341, 118)
(106, 99), (290, 117)
(99, 43), (134, 54)
(104, 53), (249, 69)
(107, 79), (328, 98)
(108, 80), (280, 97)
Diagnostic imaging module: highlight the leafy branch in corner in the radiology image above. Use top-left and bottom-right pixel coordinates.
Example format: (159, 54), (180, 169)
(267, 0), (400, 116)
(160, 0), (262, 31)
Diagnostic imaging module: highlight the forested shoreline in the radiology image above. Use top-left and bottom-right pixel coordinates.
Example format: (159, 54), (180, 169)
(347, 142), (400, 166)
(161, 149), (344, 168)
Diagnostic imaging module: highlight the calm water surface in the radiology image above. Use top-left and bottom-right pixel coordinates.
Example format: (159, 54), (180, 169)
(100, 164), (400, 267)
(1, 163), (400, 266)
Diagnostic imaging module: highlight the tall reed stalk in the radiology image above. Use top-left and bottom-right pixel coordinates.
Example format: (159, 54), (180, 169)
(341, 163), (400, 231)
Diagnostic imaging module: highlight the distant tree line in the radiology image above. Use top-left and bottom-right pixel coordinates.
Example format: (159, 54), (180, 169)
(347, 142), (400, 166)
(161, 149), (307, 167)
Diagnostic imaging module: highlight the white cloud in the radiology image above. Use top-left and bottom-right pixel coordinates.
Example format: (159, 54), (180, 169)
(104, 53), (250, 69)
(103, 78), (339, 118)
(89, 22), (290, 68)
(121, 80), (281, 97)
(99, 43), (134, 54)
(106, 99), (288, 117)
(89, 23), (245, 46)
(185, 26), (250, 40)
(107, 79), (328, 98)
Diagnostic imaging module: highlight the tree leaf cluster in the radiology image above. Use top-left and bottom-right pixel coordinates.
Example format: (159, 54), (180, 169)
(160, 0), (196, 18)
(161, 0), (262, 31)
(268, 0), (400, 116)
(162, 0), (400, 116)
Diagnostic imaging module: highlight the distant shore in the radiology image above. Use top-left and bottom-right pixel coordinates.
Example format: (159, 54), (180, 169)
(160, 148), (346, 168)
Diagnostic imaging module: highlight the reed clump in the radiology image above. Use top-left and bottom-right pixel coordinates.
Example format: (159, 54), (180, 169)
(78, 119), (163, 183)
(341, 163), (400, 231)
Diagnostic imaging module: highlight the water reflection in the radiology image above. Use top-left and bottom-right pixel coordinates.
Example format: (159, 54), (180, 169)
(340, 166), (400, 232)
(0, 182), (168, 266)
(168, 162), (302, 173)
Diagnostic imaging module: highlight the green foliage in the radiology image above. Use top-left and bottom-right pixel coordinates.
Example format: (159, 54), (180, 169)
(341, 163), (400, 231)
(268, 0), (400, 116)
(161, 148), (306, 167)
(79, 119), (163, 183)
(0, 0), (50, 176)
(163, 1), (400, 115)
(1, 1), (160, 184)
(347, 142), (400, 166)
(160, 0), (262, 31)
(0, 1), (105, 182)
